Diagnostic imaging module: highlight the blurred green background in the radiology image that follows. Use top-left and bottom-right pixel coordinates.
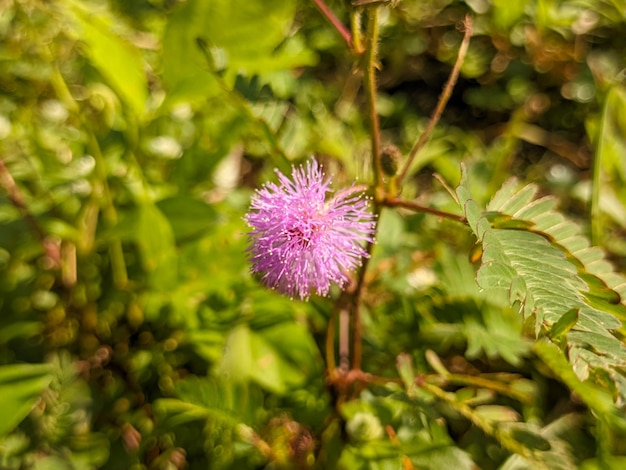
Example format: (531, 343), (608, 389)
(1, 0), (625, 468)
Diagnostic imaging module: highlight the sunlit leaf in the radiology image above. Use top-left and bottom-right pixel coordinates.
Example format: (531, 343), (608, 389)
(65, 1), (147, 117)
(136, 203), (178, 290)
(0, 363), (53, 437)
(457, 167), (626, 402)
(156, 196), (218, 242)
(154, 376), (264, 428)
(162, 0), (300, 97)
(218, 321), (320, 394)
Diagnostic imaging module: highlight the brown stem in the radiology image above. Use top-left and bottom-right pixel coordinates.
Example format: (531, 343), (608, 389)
(326, 310), (338, 378)
(397, 15), (473, 185)
(0, 159), (60, 267)
(339, 307), (350, 371)
(384, 197), (467, 223)
(351, 220), (377, 371)
(343, 7), (382, 375)
(351, 302), (363, 371)
(312, 0), (354, 50)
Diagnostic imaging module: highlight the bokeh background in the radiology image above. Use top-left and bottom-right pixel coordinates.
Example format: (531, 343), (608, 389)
(1, 0), (625, 468)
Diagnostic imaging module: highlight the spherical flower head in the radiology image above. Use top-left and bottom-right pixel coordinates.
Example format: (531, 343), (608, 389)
(244, 160), (376, 300)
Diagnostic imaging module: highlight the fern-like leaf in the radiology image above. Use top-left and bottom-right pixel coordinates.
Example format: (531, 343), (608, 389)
(457, 167), (626, 404)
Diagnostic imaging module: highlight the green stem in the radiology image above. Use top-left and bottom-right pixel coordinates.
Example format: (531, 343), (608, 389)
(363, 7), (383, 189)
(350, 9), (364, 54)
(88, 133), (128, 288)
(591, 88), (612, 246)
(422, 382), (545, 465)
(427, 373), (532, 403)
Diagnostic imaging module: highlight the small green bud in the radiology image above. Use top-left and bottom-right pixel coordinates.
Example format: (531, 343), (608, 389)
(346, 412), (384, 442)
(380, 145), (401, 176)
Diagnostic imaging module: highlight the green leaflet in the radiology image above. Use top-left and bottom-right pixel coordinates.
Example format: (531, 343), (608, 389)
(217, 321), (321, 395)
(457, 166), (626, 403)
(0, 363), (53, 438)
(154, 376), (264, 429)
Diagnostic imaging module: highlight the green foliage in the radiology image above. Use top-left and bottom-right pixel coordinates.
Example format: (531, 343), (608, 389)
(1, 0), (626, 468)
(457, 169), (626, 405)
(67, 0), (148, 117)
(0, 363), (53, 438)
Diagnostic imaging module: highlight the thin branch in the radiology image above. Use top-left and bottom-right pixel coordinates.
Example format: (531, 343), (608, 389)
(349, 9), (364, 55)
(351, 232), (376, 371)
(339, 306), (350, 371)
(328, 368), (402, 389)
(421, 382), (539, 462)
(433, 173), (460, 205)
(384, 197), (467, 223)
(0, 159), (60, 267)
(427, 373), (532, 403)
(326, 311), (338, 378)
(88, 133), (128, 288)
(397, 15), (473, 185)
(312, 0), (354, 50)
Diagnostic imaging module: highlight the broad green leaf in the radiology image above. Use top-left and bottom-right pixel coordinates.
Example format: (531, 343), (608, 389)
(218, 324), (253, 383)
(492, 0), (529, 29)
(0, 363), (53, 437)
(29, 456), (73, 470)
(374, 209), (406, 253)
(156, 196), (218, 242)
(218, 322), (319, 394)
(338, 442), (402, 470)
(411, 446), (476, 470)
(187, 330), (226, 363)
(162, 0), (299, 96)
(136, 203), (178, 290)
(0, 321), (44, 344)
(474, 405), (519, 423)
(66, 1), (147, 117)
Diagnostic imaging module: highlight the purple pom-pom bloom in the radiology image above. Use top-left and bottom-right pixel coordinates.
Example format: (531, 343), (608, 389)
(244, 160), (377, 300)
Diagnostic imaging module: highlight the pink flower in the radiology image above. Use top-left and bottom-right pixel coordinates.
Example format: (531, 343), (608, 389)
(245, 160), (376, 300)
